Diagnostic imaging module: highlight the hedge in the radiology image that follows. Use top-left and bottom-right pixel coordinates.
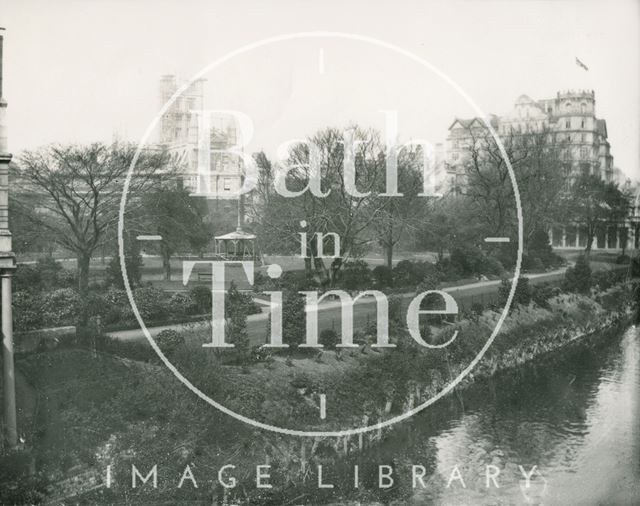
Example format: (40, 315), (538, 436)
(13, 284), (260, 333)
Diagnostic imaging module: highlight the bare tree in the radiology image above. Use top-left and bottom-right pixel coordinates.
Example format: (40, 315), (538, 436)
(16, 143), (173, 297)
(256, 126), (388, 285)
(461, 125), (567, 249)
(371, 146), (424, 268)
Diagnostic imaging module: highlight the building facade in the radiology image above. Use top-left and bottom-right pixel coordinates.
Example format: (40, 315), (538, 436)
(445, 90), (636, 251)
(157, 75), (245, 198)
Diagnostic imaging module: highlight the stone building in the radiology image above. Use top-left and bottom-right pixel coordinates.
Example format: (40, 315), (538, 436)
(157, 74), (244, 198)
(445, 90), (636, 251)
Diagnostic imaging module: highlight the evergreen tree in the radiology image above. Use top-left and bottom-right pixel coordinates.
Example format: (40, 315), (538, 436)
(564, 255), (592, 293)
(226, 281), (251, 364)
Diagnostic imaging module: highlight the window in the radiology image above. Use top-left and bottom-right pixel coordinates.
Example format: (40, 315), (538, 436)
(580, 147), (588, 159)
(581, 133), (586, 142)
(565, 119), (571, 129)
(581, 119), (585, 128)
(565, 101), (572, 110)
(223, 178), (231, 191)
(580, 103), (586, 113)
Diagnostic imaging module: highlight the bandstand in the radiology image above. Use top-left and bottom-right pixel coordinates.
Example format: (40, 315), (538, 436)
(214, 221), (256, 262)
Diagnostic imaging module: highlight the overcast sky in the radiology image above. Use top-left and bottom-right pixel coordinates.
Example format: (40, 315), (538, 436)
(3, 0), (639, 179)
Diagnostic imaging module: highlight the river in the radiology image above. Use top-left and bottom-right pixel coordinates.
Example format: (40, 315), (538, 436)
(293, 325), (640, 505)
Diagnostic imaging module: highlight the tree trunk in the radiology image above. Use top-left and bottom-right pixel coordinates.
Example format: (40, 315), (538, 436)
(161, 245), (172, 281)
(77, 253), (91, 297)
(77, 252), (91, 328)
(385, 243), (393, 269)
(585, 227), (594, 256)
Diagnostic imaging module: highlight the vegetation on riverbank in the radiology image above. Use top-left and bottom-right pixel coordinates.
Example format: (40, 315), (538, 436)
(8, 260), (636, 504)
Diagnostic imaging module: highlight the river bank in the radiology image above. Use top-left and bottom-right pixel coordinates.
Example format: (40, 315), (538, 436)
(229, 282), (637, 505)
(9, 279), (637, 505)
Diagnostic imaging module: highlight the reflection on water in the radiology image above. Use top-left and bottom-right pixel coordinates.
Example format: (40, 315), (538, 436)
(311, 326), (640, 505)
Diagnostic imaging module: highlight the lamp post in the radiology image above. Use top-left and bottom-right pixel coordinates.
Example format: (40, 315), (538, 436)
(0, 27), (17, 450)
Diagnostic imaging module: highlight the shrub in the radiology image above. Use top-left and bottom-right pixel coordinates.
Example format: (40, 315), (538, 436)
(416, 271), (440, 294)
(35, 256), (63, 288)
(290, 373), (313, 390)
(631, 255), (640, 278)
(531, 256), (545, 272)
(14, 265), (44, 293)
(227, 303), (251, 364)
(592, 268), (627, 291)
(483, 255), (506, 276)
(168, 292), (199, 317)
(251, 345), (272, 363)
(100, 287), (134, 324)
(341, 260), (372, 291)
(106, 248), (143, 289)
(531, 283), (554, 309)
(280, 270), (315, 292)
(14, 291), (43, 330)
(226, 281), (261, 316)
(55, 268), (77, 288)
(564, 255), (591, 293)
(435, 257), (462, 279)
(615, 254), (631, 264)
(40, 288), (82, 327)
(319, 328), (339, 348)
(449, 246), (479, 276)
(449, 246), (505, 278)
(471, 302), (484, 316)
(14, 257), (76, 293)
(253, 271), (269, 291)
(133, 286), (168, 321)
(190, 285), (212, 313)
(392, 260), (416, 287)
(280, 290), (306, 347)
(499, 277), (532, 306)
(372, 265), (393, 288)
(492, 242), (518, 270)
(528, 228), (554, 266)
(155, 329), (184, 355)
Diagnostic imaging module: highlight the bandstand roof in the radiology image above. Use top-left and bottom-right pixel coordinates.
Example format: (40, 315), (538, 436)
(215, 228), (256, 240)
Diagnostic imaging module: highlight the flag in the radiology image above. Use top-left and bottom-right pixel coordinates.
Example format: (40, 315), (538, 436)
(575, 57), (589, 71)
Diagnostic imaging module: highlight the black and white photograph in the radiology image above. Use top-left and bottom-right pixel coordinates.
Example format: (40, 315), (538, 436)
(1, 1), (639, 504)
